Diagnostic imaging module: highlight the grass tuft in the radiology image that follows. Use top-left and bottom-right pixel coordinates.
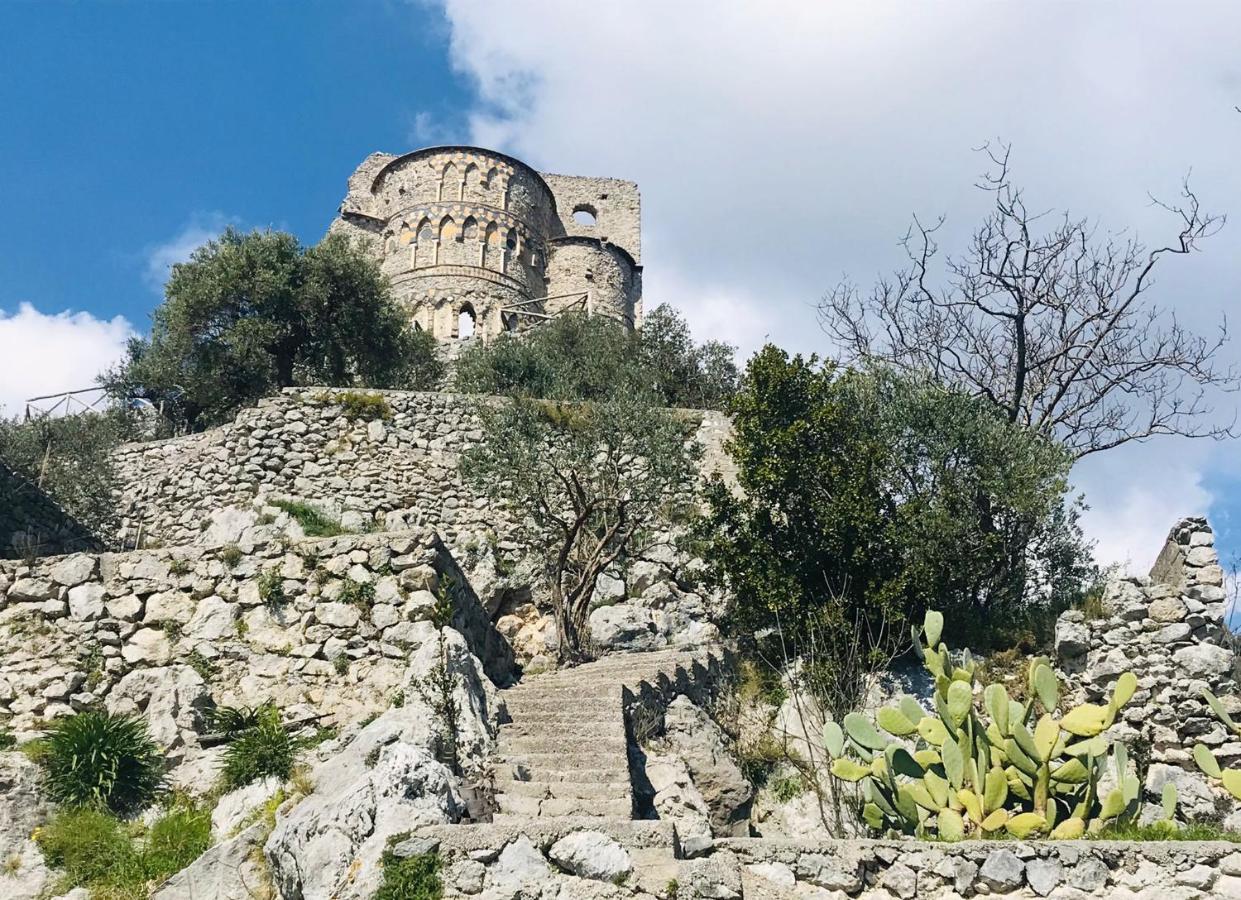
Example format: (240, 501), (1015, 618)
(270, 499), (347, 537)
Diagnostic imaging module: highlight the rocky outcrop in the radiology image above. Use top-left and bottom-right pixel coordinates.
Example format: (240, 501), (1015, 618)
(264, 625), (493, 900)
(660, 695), (753, 836)
(151, 823), (268, 900)
(0, 753), (52, 900)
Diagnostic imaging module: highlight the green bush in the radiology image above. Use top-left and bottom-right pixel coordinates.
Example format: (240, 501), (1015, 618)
(0, 727), (15, 751)
(220, 544), (243, 568)
(221, 718), (299, 789)
(336, 391), (394, 422)
(338, 577), (376, 608)
(374, 840), (442, 900)
(208, 703), (279, 737)
(270, 498), (346, 537)
(35, 801), (211, 900)
(40, 711), (164, 815)
(258, 568), (286, 606)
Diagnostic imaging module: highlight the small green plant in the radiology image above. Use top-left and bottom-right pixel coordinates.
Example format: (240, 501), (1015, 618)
(235, 616), (250, 637)
(186, 649), (218, 682)
(0, 727), (15, 751)
(209, 704), (279, 737)
(221, 717), (299, 789)
(737, 733), (786, 787)
(258, 568), (286, 607)
(220, 544), (243, 568)
(270, 499), (347, 537)
(256, 512), (276, 526)
(665, 879), (680, 900)
(336, 391), (394, 422)
(822, 609), (1163, 840)
(374, 835), (442, 900)
(339, 577), (377, 609)
(1090, 820), (1241, 842)
(390, 689), (406, 708)
(333, 654), (350, 675)
(39, 711), (164, 815)
(365, 746), (382, 768)
(168, 557), (191, 576)
(80, 643), (106, 690)
(769, 772), (810, 804)
(161, 619), (184, 642)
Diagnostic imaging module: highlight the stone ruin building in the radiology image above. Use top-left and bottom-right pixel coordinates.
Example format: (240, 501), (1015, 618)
(329, 145), (642, 341)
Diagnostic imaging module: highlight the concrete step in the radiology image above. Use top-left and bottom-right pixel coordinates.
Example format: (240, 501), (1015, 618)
(499, 719), (626, 738)
(497, 734), (628, 756)
(496, 750), (630, 771)
(495, 794), (632, 818)
(495, 766), (631, 785)
(497, 779), (632, 800)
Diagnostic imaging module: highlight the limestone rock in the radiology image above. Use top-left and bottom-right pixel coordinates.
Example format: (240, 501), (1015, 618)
(106, 665), (209, 752)
(1025, 857), (1061, 897)
(183, 595), (237, 642)
(661, 695), (752, 835)
(0, 752), (52, 900)
(1173, 642), (1232, 677)
(1055, 618), (1090, 659)
(490, 835), (551, 890)
(152, 823), (267, 900)
(978, 848), (1024, 892)
(49, 554), (97, 587)
(589, 602), (662, 652)
(66, 583), (106, 621)
(211, 776), (282, 839)
(548, 831), (632, 882)
(120, 628), (172, 665)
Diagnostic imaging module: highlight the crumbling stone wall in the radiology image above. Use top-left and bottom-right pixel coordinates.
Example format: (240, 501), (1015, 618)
(1055, 516), (1239, 824)
(0, 528), (512, 745)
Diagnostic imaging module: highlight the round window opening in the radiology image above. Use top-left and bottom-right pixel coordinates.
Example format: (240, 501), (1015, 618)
(573, 206), (597, 226)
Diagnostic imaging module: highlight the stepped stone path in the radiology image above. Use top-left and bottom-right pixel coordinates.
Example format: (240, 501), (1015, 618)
(492, 649), (724, 822)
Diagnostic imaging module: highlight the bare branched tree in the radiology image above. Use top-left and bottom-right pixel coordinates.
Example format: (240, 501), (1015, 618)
(821, 143), (1237, 459)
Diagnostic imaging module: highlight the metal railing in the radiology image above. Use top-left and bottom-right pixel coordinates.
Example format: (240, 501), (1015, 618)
(498, 290), (592, 323)
(23, 387), (109, 421)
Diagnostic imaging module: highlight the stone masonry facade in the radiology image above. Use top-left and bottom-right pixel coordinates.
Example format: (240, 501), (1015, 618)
(329, 146), (642, 341)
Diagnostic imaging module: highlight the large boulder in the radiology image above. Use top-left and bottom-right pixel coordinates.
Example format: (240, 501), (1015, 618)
(152, 823), (267, 900)
(548, 831), (632, 882)
(105, 665), (211, 755)
(661, 695), (753, 835)
(264, 627), (493, 900)
(0, 753), (52, 900)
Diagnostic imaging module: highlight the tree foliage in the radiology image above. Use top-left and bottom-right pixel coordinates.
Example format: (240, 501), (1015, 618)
(821, 144), (1235, 458)
(0, 409), (137, 545)
(462, 391), (697, 661)
(102, 228), (443, 431)
(453, 305), (738, 409)
(697, 346), (1095, 710)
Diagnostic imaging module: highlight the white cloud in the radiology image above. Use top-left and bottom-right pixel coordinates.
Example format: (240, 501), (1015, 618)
(143, 212), (238, 291)
(432, 0), (1241, 565)
(0, 303), (135, 419)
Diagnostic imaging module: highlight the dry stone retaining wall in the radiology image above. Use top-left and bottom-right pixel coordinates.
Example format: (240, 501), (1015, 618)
(0, 527), (512, 743)
(1054, 517), (1240, 824)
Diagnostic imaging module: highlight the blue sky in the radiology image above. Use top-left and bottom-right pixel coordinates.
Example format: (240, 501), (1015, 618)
(0, 1), (471, 329)
(2, 2), (1240, 601)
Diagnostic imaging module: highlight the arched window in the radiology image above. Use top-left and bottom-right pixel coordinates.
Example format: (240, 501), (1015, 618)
(457, 305), (476, 340)
(573, 205), (598, 226)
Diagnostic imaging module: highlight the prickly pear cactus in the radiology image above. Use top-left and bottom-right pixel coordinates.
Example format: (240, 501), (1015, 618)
(821, 609), (1169, 839)
(1193, 690), (1241, 801)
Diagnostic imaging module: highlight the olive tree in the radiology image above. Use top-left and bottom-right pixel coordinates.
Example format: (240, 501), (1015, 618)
(462, 393), (698, 661)
(102, 228), (442, 431)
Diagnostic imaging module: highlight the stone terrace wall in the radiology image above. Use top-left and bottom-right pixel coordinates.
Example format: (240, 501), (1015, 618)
(1055, 516), (1240, 824)
(0, 528), (512, 748)
(111, 388), (732, 554)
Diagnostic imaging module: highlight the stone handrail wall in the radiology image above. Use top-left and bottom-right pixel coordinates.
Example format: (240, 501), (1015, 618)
(1055, 516), (1240, 824)
(0, 528), (513, 746)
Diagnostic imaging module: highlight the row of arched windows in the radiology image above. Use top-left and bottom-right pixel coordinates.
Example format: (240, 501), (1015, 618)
(384, 215), (543, 273)
(437, 160), (506, 204)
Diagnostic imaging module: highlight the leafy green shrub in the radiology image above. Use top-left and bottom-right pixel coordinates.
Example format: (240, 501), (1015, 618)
(334, 654), (350, 675)
(769, 773), (810, 804)
(374, 838), (442, 900)
(185, 649), (218, 682)
(40, 711), (164, 814)
(221, 718), (299, 789)
(339, 577), (376, 608)
(336, 391), (393, 422)
(0, 727), (15, 751)
(257, 568), (286, 606)
(823, 610), (1164, 840)
(36, 801), (211, 899)
(220, 544), (243, 568)
(208, 703), (279, 737)
(270, 498), (347, 537)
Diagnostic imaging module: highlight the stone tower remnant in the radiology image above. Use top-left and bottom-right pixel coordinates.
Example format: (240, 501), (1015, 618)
(329, 146), (642, 341)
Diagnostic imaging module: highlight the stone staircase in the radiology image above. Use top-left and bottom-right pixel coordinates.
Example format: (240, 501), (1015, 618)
(491, 649), (727, 822)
